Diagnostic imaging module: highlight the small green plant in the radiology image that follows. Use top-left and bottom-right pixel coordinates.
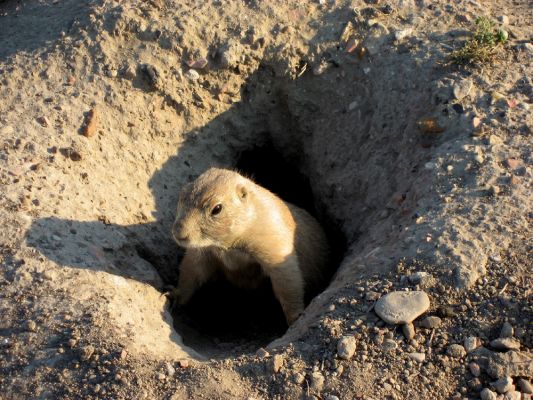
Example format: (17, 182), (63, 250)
(450, 17), (507, 65)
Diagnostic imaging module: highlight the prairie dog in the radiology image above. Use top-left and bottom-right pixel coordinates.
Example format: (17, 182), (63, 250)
(170, 167), (330, 325)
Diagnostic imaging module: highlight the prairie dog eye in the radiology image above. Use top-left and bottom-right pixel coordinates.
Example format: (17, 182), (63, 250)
(211, 203), (223, 216)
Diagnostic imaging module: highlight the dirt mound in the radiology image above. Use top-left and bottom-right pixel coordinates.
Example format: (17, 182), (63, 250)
(0, 0), (531, 398)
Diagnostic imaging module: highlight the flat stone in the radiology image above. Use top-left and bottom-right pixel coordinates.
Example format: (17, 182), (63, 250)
(408, 352), (425, 363)
(480, 388), (498, 400)
(310, 371), (324, 392)
(453, 79), (473, 100)
(375, 291), (430, 324)
(487, 350), (533, 379)
(491, 376), (514, 394)
(469, 362), (481, 377)
(271, 354), (284, 373)
(419, 316), (442, 329)
(447, 344), (466, 358)
(490, 338), (521, 351)
(337, 336), (356, 360)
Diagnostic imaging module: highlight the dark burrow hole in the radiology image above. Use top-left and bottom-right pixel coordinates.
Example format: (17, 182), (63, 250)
(170, 141), (346, 358)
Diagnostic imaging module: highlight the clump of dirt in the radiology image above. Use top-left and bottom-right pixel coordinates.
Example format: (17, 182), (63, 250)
(0, 0), (531, 399)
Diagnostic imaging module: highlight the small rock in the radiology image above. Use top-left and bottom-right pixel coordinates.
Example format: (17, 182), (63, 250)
(417, 117), (445, 134)
(309, 371), (325, 392)
(365, 291), (380, 301)
(382, 339), (397, 352)
(447, 344), (466, 358)
(409, 271), (432, 285)
(140, 64), (160, 89)
(437, 306), (457, 318)
(165, 362), (175, 376)
(408, 352), (425, 363)
(80, 345), (95, 361)
(504, 391), (521, 400)
(480, 388), (498, 400)
(374, 291), (430, 325)
(184, 69), (200, 81)
(177, 359), (189, 368)
(256, 348), (269, 358)
(469, 362), (481, 377)
(453, 79), (473, 100)
(363, 23), (389, 55)
(325, 396), (340, 400)
(36, 116), (51, 127)
(500, 322), (514, 338)
(337, 336), (356, 360)
(487, 350), (533, 379)
(67, 339), (77, 348)
(490, 338), (520, 351)
(468, 378), (483, 392)
(156, 372), (166, 381)
(81, 108), (98, 138)
(497, 15), (509, 25)
(271, 354), (284, 373)
(504, 159), (522, 170)
(491, 376), (514, 394)
(464, 337), (482, 353)
(25, 320), (37, 332)
(518, 379), (533, 394)
(419, 316), (442, 329)
(293, 372), (305, 384)
(186, 57), (208, 69)
(394, 28), (412, 41)
(402, 323), (416, 340)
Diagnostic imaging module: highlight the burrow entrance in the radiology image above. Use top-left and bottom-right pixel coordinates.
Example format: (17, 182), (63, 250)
(170, 142), (346, 358)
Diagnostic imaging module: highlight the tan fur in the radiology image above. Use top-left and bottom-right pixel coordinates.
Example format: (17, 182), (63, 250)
(170, 167), (330, 325)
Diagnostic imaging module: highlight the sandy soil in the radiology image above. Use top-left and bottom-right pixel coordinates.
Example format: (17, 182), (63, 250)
(0, 0), (531, 399)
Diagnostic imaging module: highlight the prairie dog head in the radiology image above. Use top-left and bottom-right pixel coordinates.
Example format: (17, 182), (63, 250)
(172, 168), (254, 249)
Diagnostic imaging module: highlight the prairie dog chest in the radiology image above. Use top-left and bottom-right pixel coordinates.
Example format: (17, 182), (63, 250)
(212, 247), (256, 271)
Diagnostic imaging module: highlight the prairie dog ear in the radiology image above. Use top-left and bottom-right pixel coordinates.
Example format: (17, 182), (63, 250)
(236, 183), (248, 201)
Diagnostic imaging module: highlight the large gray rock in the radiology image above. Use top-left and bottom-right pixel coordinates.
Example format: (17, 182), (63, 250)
(375, 291), (430, 324)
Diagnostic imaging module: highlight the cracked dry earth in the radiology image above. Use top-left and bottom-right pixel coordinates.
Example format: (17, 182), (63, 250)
(0, 0), (531, 399)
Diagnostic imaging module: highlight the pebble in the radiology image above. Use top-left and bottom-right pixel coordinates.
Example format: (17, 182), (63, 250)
(325, 396), (340, 400)
(140, 64), (160, 88)
(393, 28), (412, 41)
(453, 79), (473, 100)
(490, 338), (520, 351)
(419, 316), (442, 329)
(186, 57), (208, 69)
(80, 345), (95, 361)
(417, 117), (445, 134)
(375, 291), (430, 324)
(408, 352), (425, 363)
(177, 359), (189, 368)
(518, 379), (533, 394)
(402, 323), (416, 340)
(25, 320), (37, 332)
(497, 15), (509, 24)
(157, 372), (166, 381)
(469, 362), (481, 377)
(363, 23), (389, 55)
(271, 354), (284, 373)
(464, 337), (481, 353)
(409, 271), (432, 285)
(504, 159), (522, 170)
(256, 348), (269, 358)
(504, 391), (521, 400)
(165, 362), (175, 377)
(500, 322), (514, 338)
(81, 108), (98, 138)
(184, 69), (200, 81)
(480, 388), (498, 400)
(310, 371), (325, 392)
(36, 116), (51, 127)
(293, 372), (305, 384)
(382, 339), (397, 352)
(491, 376), (514, 394)
(446, 344), (466, 358)
(337, 336), (356, 360)
(365, 291), (381, 301)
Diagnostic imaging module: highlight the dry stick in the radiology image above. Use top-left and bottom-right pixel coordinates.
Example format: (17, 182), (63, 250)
(428, 329), (435, 346)
(499, 283), (508, 295)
